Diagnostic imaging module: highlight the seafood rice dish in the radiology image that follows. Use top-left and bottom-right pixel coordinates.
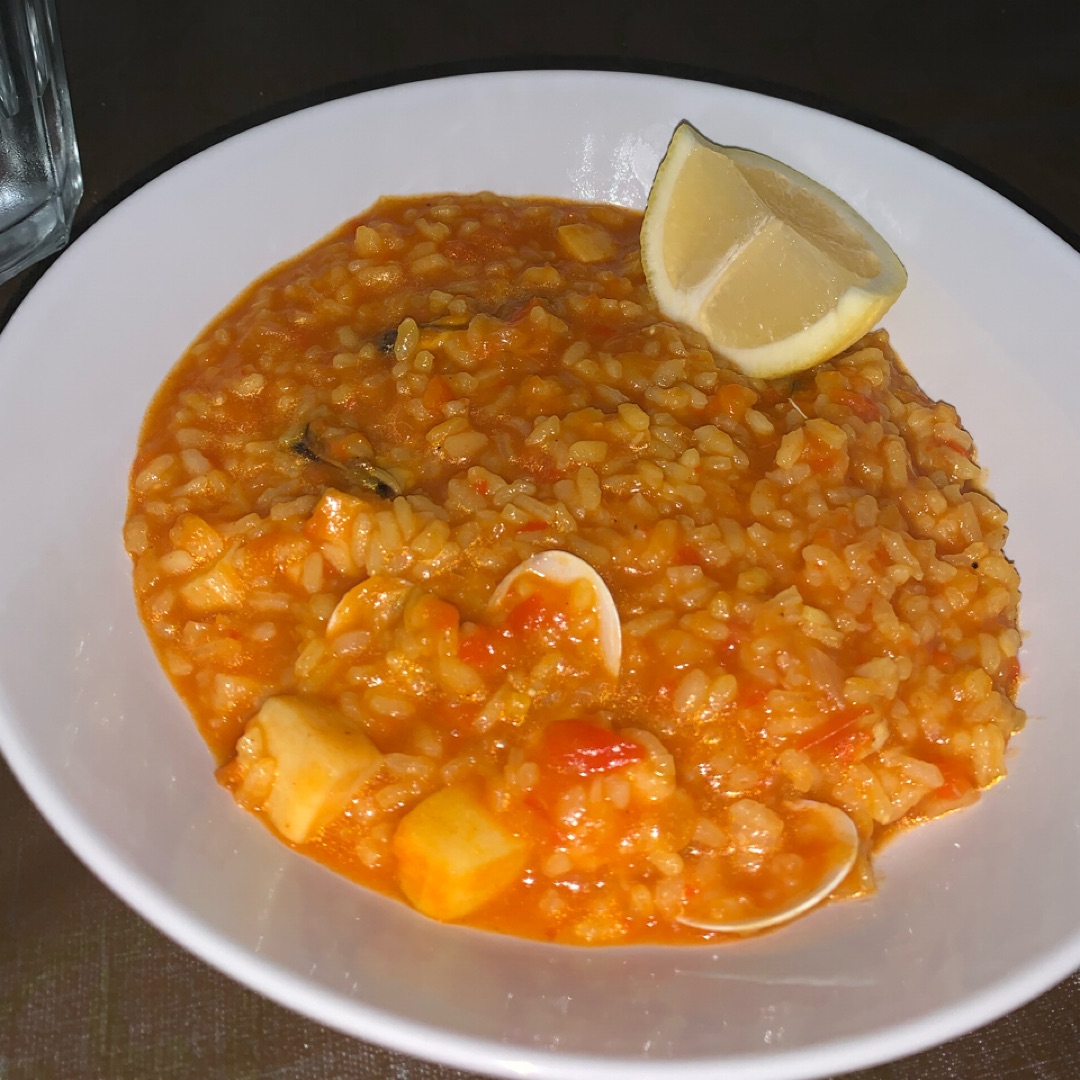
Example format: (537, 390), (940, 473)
(124, 192), (1024, 944)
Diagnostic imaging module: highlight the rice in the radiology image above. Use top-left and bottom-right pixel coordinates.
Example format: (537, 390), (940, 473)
(126, 192), (1024, 944)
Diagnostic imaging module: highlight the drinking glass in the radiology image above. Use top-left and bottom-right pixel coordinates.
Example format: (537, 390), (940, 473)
(0, 0), (81, 286)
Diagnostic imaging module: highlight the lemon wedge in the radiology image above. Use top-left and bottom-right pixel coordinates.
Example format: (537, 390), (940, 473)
(641, 121), (907, 378)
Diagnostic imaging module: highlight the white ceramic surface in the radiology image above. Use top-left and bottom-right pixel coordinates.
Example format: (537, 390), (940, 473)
(0, 71), (1077, 1080)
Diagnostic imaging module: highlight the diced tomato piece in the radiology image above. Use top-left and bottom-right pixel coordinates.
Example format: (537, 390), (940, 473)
(422, 374), (454, 413)
(505, 592), (568, 636)
(458, 581), (581, 671)
(934, 436), (971, 457)
(836, 389), (880, 422)
(458, 625), (503, 668)
(537, 719), (647, 777)
(706, 383), (757, 423)
(833, 729), (873, 764)
(803, 438), (836, 472)
(796, 705), (873, 764)
(1003, 656), (1021, 691)
(675, 544), (701, 566)
(738, 683), (768, 710)
(931, 758), (974, 802)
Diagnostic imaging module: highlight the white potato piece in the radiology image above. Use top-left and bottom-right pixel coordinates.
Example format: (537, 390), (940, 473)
(179, 558), (243, 612)
(393, 786), (528, 921)
(244, 694), (382, 843)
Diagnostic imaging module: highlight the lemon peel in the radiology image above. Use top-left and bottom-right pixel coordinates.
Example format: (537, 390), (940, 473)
(641, 121), (907, 377)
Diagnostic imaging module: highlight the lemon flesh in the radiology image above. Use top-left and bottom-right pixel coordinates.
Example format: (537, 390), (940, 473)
(641, 122), (907, 378)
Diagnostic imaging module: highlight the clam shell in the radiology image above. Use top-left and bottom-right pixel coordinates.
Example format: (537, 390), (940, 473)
(489, 550), (622, 677)
(676, 800), (860, 934)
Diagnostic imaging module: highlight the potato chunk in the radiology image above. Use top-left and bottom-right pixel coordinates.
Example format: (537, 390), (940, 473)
(557, 222), (616, 263)
(180, 558), (242, 612)
(244, 695), (382, 843)
(393, 786), (527, 921)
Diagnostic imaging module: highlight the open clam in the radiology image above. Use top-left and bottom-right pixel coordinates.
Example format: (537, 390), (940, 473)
(489, 550), (622, 677)
(326, 574), (413, 638)
(677, 800), (860, 934)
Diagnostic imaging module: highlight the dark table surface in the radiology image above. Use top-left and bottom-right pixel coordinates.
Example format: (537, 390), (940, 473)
(3, 2), (1079, 1077)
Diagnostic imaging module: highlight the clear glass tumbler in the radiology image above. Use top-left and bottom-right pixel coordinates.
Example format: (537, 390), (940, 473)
(0, 0), (81, 286)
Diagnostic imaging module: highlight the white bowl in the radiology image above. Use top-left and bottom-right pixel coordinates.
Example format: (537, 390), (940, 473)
(1, 71), (1078, 1080)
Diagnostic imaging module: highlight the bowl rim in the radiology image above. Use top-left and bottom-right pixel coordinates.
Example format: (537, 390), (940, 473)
(1, 67), (1078, 1080)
